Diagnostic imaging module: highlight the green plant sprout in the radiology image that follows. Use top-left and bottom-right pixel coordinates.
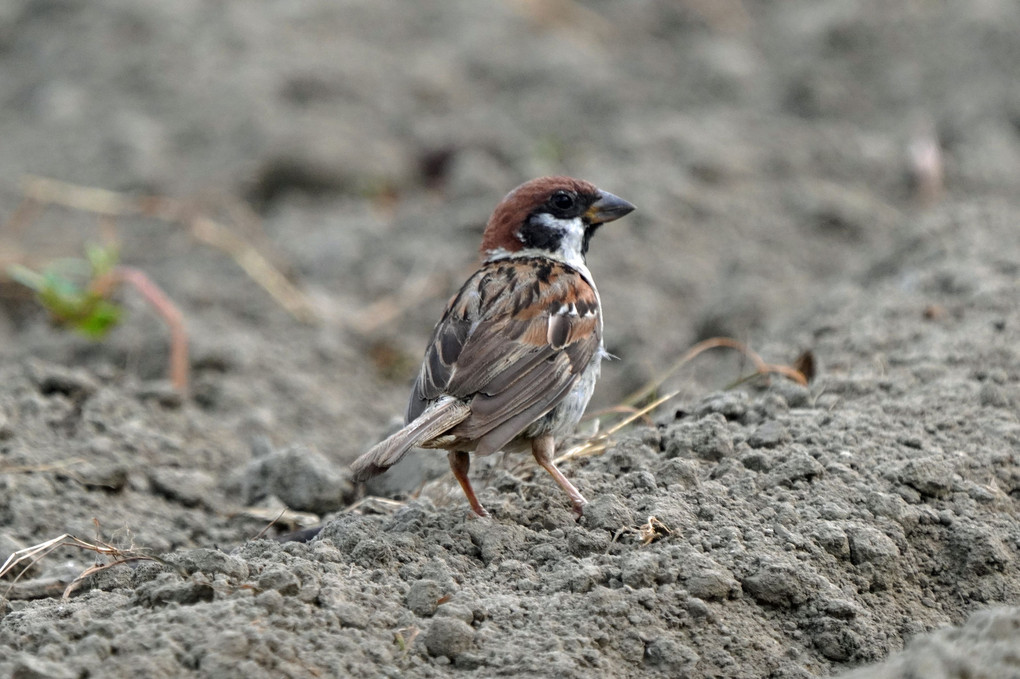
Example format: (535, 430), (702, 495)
(8, 245), (122, 339)
(8, 244), (189, 393)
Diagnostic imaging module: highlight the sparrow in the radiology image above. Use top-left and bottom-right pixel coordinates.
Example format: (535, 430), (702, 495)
(350, 176), (635, 517)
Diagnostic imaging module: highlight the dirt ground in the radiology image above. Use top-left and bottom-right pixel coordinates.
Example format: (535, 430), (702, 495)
(2, 1), (1019, 677)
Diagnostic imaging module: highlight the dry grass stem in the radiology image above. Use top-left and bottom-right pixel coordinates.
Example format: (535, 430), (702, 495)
(624, 337), (808, 408)
(61, 559), (137, 599)
(1, 533), (172, 603)
(189, 215), (319, 323)
(727, 362), (810, 389)
(581, 403), (653, 427)
(251, 509), (290, 540)
(611, 516), (672, 546)
(344, 496), (407, 515)
(638, 516), (672, 545)
(12, 175), (320, 324)
(394, 626), (421, 655)
(0, 457), (87, 475)
(221, 194), (290, 258)
(554, 390), (680, 465)
(350, 270), (449, 334)
(21, 176), (139, 216)
(553, 338), (811, 467)
(234, 506), (320, 530)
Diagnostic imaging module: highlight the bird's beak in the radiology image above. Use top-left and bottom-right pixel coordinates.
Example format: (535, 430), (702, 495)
(586, 190), (636, 225)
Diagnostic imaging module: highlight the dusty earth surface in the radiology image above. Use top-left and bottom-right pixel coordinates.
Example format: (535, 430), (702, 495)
(2, 1), (1020, 677)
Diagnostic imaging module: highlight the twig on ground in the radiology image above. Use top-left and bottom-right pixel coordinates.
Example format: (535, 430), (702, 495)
(0, 458), (87, 475)
(623, 336), (809, 408)
(61, 558), (144, 599)
(233, 506), (320, 531)
(551, 338), (810, 467)
(343, 496), (406, 515)
(252, 509), (290, 541)
(554, 390), (680, 465)
(20, 176), (138, 216)
(581, 403), (654, 427)
(1, 533), (174, 603)
(638, 516), (672, 545)
(612, 516), (673, 546)
(188, 215), (318, 324)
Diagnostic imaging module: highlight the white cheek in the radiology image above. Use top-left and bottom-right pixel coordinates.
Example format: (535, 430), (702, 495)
(534, 214), (587, 268)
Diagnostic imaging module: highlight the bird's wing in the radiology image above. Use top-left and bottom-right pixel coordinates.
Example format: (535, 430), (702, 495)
(407, 257), (600, 449)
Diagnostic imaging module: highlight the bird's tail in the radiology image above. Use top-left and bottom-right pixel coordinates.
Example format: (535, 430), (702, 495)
(350, 397), (471, 482)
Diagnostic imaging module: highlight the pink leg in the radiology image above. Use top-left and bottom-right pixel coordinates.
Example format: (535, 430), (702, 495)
(532, 434), (588, 516)
(448, 451), (489, 518)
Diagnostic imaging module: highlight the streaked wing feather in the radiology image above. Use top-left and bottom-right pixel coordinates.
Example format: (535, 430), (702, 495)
(472, 379), (577, 455)
(407, 291), (475, 421)
(407, 258), (600, 448)
(446, 319), (548, 395)
(454, 353), (574, 440)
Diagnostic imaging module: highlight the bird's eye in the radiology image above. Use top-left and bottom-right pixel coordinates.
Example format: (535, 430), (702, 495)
(551, 191), (575, 211)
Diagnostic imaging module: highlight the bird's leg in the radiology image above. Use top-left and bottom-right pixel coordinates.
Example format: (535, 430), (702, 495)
(532, 434), (588, 516)
(447, 451), (489, 518)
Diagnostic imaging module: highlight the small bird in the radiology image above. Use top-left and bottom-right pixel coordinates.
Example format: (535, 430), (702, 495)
(350, 176), (635, 517)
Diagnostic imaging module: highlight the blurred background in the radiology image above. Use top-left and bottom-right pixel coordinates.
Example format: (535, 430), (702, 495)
(1, 0), (1018, 461)
(3, 4), (1020, 674)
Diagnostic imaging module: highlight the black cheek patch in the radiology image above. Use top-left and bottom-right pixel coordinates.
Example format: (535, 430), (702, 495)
(518, 218), (563, 253)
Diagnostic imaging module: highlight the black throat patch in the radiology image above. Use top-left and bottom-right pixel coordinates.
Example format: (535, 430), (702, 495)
(581, 223), (601, 257)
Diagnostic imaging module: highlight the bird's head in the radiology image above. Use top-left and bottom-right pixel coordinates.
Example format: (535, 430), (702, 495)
(479, 176), (635, 267)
